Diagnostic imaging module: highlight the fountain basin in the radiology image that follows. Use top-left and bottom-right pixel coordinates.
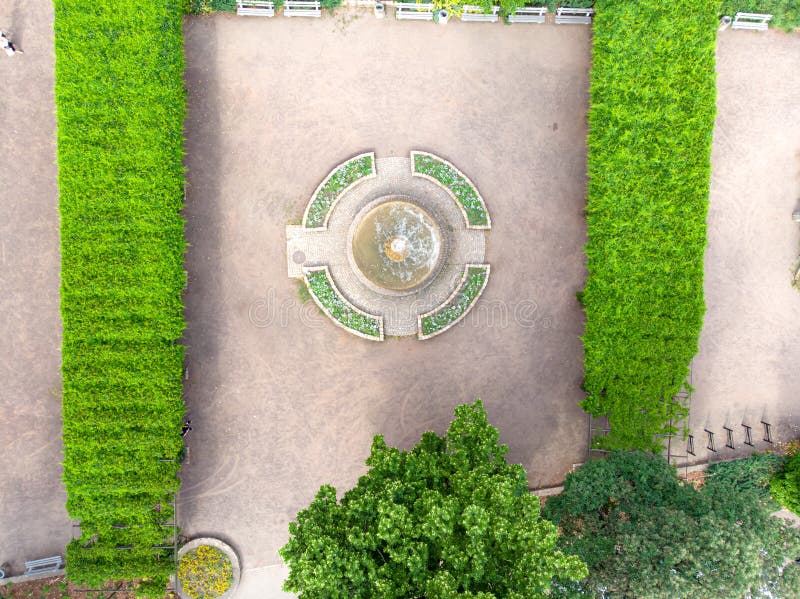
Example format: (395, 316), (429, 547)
(349, 197), (445, 295)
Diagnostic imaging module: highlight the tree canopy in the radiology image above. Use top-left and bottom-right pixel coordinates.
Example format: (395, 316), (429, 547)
(543, 451), (800, 599)
(280, 401), (587, 598)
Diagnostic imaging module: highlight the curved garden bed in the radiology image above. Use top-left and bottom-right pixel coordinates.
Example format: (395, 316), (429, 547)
(411, 151), (490, 229)
(304, 266), (384, 340)
(418, 264), (490, 339)
(176, 537), (240, 599)
(302, 152), (376, 229)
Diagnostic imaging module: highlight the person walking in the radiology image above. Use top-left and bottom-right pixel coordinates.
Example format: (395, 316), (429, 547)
(1, 31), (23, 57)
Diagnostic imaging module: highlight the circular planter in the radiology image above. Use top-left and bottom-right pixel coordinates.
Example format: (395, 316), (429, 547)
(374, 2), (385, 18)
(437, 9), (449, 24)
(176, 538), (241, 599)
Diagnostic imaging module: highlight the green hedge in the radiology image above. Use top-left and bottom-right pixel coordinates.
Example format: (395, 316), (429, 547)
(55, 0), (186, 592)
(580, 0), (718, 451)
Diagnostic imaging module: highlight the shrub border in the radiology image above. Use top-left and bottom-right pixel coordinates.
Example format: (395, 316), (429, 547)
(302, 152), (376, 230)
(303, 265), (384, 340)
(410, 151), (491, 230)
(417, 264), (490, 339)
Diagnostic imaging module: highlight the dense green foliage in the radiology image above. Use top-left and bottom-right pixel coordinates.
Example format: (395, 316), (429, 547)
(771, 451), (800, 515)
(280, 401), (588, 597)
(413, 154), (489, 227)
(304, 155), (374, 228)
(719, 0), (800, 30)
(54, 0), (186, 591)
(580, 0), (718, 451)
(705, 452), (786, 504)
(420, 266), (489, 337)
(543, 452), (800, 598)
(306, 269), (382, 337)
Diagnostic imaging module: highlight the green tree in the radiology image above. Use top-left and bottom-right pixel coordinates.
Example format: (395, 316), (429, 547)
(771, 451), (800, 516)
(543, 452), (800, 598)
(280, 401), (587, 598)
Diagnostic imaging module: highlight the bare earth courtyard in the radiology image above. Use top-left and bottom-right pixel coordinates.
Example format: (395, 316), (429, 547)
(179, 14), (591, 595)
(1, 3), (799, 596)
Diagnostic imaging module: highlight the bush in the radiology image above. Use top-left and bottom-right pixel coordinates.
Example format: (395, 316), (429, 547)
(771, 452), (800, 515)
(580, 0), (718, 451)
(54, 0), (186, 592)
(544, 452), (800, 598)
(705, 452), (786, 504)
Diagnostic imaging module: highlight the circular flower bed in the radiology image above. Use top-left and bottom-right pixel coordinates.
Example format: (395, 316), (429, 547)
(178, 544), (234, 599)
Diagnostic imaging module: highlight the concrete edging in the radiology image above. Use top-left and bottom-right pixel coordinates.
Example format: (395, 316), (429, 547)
(0, 568), (65, 586)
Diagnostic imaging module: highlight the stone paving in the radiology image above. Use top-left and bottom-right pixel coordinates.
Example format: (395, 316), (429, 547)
(287, 156), (487, 336)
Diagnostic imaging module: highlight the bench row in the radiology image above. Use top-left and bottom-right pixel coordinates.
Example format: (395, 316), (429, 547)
(237, 2), (594, 23)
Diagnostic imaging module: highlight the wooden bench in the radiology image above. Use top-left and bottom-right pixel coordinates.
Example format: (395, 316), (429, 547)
(284, 0), (321, 17)
(24, 556), (64, 575)
(460, 5), (499, 22)
(396, 2), (434, 20)
(731, 12), (771, 31)
(236, 0), (275, 16)
(507, 6), (546, 23)
(554, 6), (593, 24)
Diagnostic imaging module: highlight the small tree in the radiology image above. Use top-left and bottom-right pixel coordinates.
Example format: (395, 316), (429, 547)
(771, 451), (800, 516)
(280, 401), (587, 598)
(543, 451), (800, 599)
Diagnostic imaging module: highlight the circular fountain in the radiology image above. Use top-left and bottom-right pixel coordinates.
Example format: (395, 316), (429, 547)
(350, 197), (445, 295)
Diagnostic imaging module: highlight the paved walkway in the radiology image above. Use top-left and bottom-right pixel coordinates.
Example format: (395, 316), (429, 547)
(0, 0), (71, 576)
(287, 156), (486, 336)
(684, 29), (800, 464)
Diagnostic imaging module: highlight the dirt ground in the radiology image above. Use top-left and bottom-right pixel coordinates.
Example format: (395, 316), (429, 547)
(179, 13), (592, 594)
(0, 0), (70, 578)
(685, 30), (800, 464)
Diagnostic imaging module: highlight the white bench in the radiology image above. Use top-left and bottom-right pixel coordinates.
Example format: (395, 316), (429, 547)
(236, 0), (275, 15)
(25, 555), (64, 575)
(555, 6), (593, 24)
(396, 2), (434, 20)
(284, 0), (321, 17)
(508, 6), (547, 23)
(461, 5), (499, 22)
(507, 6), (546, 23)
(731, 12), (772, 31)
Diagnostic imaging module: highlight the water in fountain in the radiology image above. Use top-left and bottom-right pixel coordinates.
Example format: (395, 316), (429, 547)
(352, 200), (442, 292)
